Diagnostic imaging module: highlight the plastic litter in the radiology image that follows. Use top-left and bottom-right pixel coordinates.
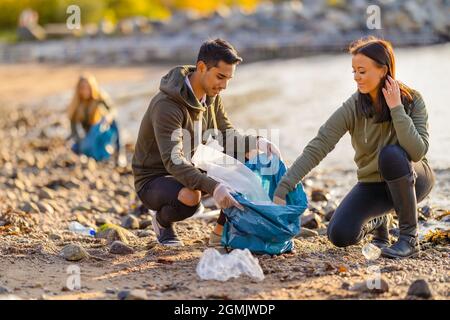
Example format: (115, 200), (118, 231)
(68, 221), (96, 237)
(192, 141), (307, 255)
(196, 248), (265, 282)
(222, 154), (308, 255)
(192, 143), (271, 203)
(362, 243), (381, 260)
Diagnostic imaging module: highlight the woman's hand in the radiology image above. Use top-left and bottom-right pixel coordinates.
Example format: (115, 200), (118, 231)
(273, 196), (286, 206)
(257, 137), (282, 160)
(382, 75), (402, 109)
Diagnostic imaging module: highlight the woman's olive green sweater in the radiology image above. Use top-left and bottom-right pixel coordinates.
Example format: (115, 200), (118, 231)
(274, 91), (430, 199)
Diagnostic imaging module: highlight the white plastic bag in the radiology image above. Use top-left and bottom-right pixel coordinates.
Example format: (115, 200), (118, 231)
(192, 142), (271, 203)
(196, 248), (265, 281)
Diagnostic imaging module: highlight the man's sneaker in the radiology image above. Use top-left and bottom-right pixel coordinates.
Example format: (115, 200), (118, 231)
(150, 213), (184, 247)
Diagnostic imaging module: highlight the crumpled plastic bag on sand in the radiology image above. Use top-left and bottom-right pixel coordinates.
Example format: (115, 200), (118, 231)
(196, 248), (265, 282)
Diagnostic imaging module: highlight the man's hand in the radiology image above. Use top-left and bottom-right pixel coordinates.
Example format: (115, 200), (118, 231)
(213, 183), (244, 211)
(257, 137), (282, 160)
(273, 196), (286, 206)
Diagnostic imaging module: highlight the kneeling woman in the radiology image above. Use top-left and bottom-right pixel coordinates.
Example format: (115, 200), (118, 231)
(67, 73), (126, 166)
(273, 37), (435, 258)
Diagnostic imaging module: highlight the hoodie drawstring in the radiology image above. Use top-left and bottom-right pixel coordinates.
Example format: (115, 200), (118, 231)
(210, 103), (218, 133)
(195, 110), (203, 147)
(364, 118), (368, 144)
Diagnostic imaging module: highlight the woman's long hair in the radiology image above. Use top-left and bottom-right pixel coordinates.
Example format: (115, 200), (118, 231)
(349, 37), (414, 122)
(67, 73), (106, 125)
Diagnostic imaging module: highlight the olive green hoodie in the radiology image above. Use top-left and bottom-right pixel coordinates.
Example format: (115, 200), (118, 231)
(274, 90), (430, 199)
(132, 65), (257, 195)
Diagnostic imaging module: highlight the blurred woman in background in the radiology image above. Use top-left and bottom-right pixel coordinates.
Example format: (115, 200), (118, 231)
(67, 73), (126, 167)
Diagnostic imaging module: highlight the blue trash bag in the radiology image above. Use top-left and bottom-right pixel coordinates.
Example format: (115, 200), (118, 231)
(72, 118), (120, 161)
(221, 154), (308, 255)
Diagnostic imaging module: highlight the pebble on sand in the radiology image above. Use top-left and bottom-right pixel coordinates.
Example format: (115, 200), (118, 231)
(20, 201), (40, 213)
(0, 286), (12, 294)
(121, 215), (140, 230)
(60, 244), (89, 261)
(109, 241), (134, 255)
(311, 189), (331, 202)
(407, 279), (433, 299)
(301, 212), (322, 229)
(117, 289), (148, 300)
(139, 219), (153, 230)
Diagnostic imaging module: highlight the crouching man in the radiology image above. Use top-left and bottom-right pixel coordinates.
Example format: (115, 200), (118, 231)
(132, 38), (279, 246)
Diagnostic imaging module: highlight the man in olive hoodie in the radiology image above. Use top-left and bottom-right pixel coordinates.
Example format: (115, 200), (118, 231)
(132, 39), (279, 246)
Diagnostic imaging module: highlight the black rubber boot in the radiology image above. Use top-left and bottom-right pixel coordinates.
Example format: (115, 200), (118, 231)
(361, 215), (390, 248)
(381, 173), (420, 258)
(370, 214), (392, 249)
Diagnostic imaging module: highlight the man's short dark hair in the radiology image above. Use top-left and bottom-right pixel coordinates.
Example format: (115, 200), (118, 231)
(197, 38), (243, 68)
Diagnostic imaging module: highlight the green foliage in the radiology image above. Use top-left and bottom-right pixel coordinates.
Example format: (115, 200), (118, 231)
(0, 0), (261, 29)
(0, 28), (17, 43)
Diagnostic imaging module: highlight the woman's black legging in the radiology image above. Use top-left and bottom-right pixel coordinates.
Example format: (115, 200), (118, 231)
(327, 144), (435, 247)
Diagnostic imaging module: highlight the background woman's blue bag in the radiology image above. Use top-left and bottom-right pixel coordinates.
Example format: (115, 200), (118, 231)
(72, 118), (120, 161)
(222, 154), (308, 255)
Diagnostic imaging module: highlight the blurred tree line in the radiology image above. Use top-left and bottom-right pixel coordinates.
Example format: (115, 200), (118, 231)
(0, 0), (261, 29)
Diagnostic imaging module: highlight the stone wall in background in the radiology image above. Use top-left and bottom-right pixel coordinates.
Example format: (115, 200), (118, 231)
(1, 0), (449, 64)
